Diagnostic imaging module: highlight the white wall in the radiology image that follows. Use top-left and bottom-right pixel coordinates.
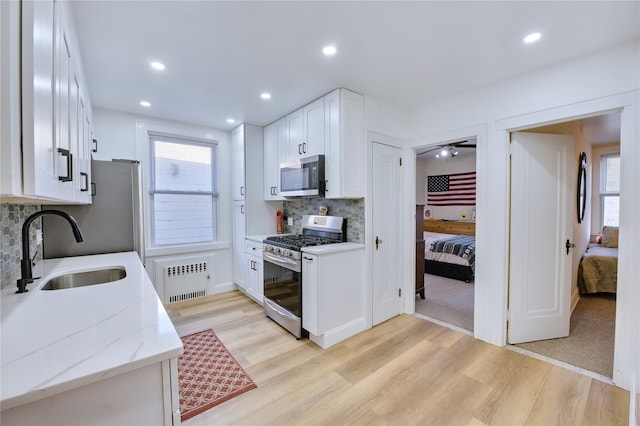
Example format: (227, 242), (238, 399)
(404, 39), (640, 392)
(91, 108), (234, 294)
(407, 41), (639, 139)
(92, 109), (138, 161)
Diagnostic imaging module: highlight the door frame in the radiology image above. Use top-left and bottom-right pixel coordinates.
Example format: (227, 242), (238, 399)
(410, 124), (487, 326)
(492, 91), (639, 391)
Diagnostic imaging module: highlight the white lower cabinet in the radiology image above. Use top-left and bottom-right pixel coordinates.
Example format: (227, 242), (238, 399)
(302, 244), (366, 349)
(1, 358), (180, 426)
(244, 240), (264, 305)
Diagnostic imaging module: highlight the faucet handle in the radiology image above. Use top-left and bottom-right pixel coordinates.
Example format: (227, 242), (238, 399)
(16, 278), (33, 294)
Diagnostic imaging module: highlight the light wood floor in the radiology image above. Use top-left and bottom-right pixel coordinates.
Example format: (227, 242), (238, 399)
(166, 291), (629, 426)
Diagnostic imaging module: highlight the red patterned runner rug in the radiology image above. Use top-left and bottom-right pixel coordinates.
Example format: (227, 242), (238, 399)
(178, 329), (257, 421)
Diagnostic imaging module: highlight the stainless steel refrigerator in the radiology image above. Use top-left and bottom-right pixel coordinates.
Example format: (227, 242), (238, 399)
(43, 159), (144, 260)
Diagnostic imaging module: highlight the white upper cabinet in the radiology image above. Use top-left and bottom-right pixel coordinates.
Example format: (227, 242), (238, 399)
(1, 0), (93, 204)
(301, 97), (325, 158)
(263, 88), (364, 200)
(263, 118), (286, 200)
(324, 89), (365, 199)
(286, 97), (325, 161)
(232, 125), (245, 200)
(285, 107), (304, 160)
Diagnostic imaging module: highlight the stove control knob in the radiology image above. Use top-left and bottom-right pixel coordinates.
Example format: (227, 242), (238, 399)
(285, 250), (292, 257)
(275, 248), (281, 254)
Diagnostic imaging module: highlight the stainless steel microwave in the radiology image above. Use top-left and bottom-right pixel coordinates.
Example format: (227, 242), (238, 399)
(280, 155), (325, 197)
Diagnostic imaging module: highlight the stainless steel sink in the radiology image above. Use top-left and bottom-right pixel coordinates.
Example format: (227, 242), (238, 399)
(41, 267), (126, 290)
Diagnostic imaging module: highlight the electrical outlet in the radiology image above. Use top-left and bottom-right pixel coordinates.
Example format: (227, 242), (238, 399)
(287, 217), (293, 226)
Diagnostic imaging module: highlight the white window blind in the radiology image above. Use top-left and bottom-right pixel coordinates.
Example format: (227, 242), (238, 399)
(150, 134), (218, 246)
(600, 154), (620, 228)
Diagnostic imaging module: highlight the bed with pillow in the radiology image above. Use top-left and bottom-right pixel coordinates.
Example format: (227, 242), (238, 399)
(578, 226), (618, 294)
(423, 230), (475, 282)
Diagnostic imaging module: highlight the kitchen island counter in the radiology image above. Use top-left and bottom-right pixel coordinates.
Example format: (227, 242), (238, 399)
(0, 251), (183, 414)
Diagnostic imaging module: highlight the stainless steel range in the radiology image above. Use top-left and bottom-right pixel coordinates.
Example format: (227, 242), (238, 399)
(262, 215), (346, 338)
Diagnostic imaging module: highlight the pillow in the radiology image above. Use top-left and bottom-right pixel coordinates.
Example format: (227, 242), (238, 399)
(601, 226), (619, 248)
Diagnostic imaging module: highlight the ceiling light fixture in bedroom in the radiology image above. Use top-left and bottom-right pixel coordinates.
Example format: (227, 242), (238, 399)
(436, 146), (458, 158)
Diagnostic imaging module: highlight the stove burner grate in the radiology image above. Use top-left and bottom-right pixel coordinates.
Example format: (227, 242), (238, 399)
(264, 234), (340, 250)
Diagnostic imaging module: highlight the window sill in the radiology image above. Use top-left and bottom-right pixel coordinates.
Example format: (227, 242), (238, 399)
(145, 241), (231, 258)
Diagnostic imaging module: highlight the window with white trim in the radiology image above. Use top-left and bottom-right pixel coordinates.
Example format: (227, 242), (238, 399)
(150, 134), (218, 246)
(600, 153), (620, 228)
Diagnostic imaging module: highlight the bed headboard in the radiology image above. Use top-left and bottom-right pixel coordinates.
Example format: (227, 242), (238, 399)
(423, 220), (476, 236)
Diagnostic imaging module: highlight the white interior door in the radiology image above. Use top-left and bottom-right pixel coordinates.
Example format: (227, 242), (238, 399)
(508, 132), (575, 344)
(372, 142), (403, 325)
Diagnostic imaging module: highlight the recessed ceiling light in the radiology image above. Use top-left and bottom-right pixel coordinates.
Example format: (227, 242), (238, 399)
(260, 92), (271, 100)
(322, 45), (337, 56)
(523, 32), (542, 44)
(140, 101), (151, 107)
(150, 62), (165, 71)
(227, 118), (236, 124)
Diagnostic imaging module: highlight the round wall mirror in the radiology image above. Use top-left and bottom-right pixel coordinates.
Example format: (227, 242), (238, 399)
(577, 152), (587, 223)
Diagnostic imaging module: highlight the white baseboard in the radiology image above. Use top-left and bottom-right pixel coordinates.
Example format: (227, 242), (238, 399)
(308, 318), (368, 349)
(571, 285), (580, 313)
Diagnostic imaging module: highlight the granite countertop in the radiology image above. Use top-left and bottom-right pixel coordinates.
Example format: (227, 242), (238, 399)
(0, 251), (183, 410)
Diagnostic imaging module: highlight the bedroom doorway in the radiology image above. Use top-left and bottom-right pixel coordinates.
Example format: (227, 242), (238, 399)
(508, 112), (621, 379)
(414, 138), (477, 332)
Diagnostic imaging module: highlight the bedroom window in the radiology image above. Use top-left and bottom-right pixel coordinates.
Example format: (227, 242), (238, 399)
(150, 134), (218, 246)
(600, 154), (620, 228)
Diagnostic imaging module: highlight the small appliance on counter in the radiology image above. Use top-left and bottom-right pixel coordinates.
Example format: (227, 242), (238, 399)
(276, 210), (284, 234)
(262, 214), (346, 338)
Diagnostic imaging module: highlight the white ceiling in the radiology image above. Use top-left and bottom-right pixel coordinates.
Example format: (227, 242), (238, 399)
(69, 1), (640, 131)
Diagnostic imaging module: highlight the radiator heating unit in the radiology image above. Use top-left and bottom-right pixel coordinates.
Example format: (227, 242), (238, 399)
(164, 261), (211, 304)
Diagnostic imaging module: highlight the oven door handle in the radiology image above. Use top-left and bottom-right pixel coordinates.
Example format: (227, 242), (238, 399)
(264, 297), (299, 321)
(263, 252), (301, 272)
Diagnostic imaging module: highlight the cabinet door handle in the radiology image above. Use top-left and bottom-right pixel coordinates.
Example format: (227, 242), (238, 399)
(240, 186), (244, 196)
(92, 138), (98, 153)
(80, 172), (89, 191)
(298, 144), (302, 155)
(240, 205), (245, 214)
(302, 142), (307, 153)
(91, 182), (96, 196)
(57, 148), (73, 182)
(303, 256), (314, 261)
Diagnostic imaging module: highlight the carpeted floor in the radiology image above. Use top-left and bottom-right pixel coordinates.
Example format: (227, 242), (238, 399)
(414, 275), (616, 378)
(415, 273), (474, 332)
(516, 293), (616, 378)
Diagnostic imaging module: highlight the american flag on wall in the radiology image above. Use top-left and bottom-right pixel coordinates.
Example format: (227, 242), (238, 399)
(427, 171), (476, 206)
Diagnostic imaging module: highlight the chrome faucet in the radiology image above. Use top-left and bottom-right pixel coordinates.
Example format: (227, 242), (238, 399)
(16, 210), (84, 293)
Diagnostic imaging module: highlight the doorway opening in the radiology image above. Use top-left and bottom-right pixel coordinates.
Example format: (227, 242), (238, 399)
(509, 112), (621, 379)
(414, 138), (477, 333)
